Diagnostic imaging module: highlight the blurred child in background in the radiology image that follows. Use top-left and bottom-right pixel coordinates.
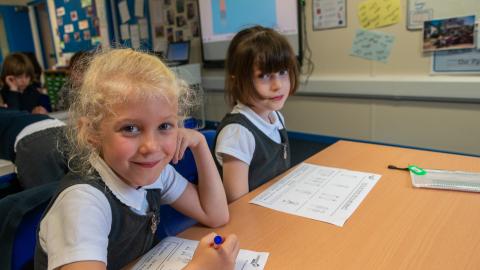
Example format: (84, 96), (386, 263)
(1, 52), (50, 114)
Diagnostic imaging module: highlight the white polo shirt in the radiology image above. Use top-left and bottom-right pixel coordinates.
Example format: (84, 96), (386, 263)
(38, 157), (188, 270)
(215, 102), (285, 166)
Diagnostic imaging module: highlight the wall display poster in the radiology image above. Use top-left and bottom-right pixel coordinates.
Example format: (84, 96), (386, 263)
(116, 0), (150, 50)
(422, 15), (476, 52)
(138, 18), (149, 39)
(135, 0), (145, 17)
(406, 0), (433, 30)
(350, 29), (395, 63)
(358, 0), (401, 29)
(313, 0), (346, 31)
(130, 23), (140, 49)
(118, 0), (131, 23)
(150, 0), (200, 52)
(407, 0), (480, 31)
(120, 23), (130, 40)
(432, 48), (480, 73)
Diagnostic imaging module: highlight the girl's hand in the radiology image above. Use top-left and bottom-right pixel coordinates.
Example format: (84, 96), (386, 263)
(31, 106), (48, 114)
(185, 233), (239, 270)
(36, 87), (48, 95)
(172, 128), (205, 164)
(169, 128), (228, 227)
(5, 75), (20, 92)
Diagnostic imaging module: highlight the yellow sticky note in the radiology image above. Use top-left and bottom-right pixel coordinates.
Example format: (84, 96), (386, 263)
(358, 0), (401, 29)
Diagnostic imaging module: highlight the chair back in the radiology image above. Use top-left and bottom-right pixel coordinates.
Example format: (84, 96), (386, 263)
(0, 182), (56, 270)
(12, 202), (48, 270)
(159, 129), (217, 238)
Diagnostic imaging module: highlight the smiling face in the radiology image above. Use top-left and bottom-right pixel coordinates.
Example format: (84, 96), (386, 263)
(96, 96), (179, 188)
(250, 66), (291, 121)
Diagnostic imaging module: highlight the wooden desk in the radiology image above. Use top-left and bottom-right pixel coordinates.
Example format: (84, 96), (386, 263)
(0, 159), (15, 177)
(178, 140), (480, 269)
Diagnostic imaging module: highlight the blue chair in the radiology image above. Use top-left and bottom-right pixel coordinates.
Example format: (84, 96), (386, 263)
(0, 160), (20, 199)
(0, 181), (57, 270)
(0, 173), (22, 200)
(159, 129), (217, 239)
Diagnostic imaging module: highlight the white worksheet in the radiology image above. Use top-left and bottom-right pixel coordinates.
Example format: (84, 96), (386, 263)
(132, 236), (269, 270)
(250, 163), (381, 227)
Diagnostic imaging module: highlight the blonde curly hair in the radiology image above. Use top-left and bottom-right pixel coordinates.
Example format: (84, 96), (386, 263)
(65, 48), (195, 175)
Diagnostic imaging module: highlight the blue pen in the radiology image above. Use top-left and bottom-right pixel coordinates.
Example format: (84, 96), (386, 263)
(213, 235), (223, 249)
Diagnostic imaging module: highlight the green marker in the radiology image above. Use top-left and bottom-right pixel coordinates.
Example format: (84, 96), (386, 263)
(408, 165), (426, 175)
(388, 164), (427, 175)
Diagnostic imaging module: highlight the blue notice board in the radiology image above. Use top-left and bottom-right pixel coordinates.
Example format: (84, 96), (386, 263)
(115, 0), (152, 50)
(54, 0), (101, 52)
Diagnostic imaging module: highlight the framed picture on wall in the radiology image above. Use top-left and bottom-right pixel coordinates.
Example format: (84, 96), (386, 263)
(312, 0), (346, 31)
(422, 15), (476, 52)
(407, 0), (433, 30)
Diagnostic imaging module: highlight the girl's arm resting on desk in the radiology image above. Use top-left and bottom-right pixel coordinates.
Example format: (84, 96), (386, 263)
(170, 128), (229, 227)
(32, 105), (49, 114)
(59, 261), (105, 270)
(222, 155), (249, 203)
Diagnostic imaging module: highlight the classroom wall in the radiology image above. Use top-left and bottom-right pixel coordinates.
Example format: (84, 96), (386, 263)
(200, 0), (480, 156)
(204, 92), (480, 156)
(3, 0), (478, 155)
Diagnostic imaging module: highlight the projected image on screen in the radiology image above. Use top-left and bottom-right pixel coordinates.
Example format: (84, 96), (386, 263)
(212, 0), (277, 35)
(198, 0), (301, 67)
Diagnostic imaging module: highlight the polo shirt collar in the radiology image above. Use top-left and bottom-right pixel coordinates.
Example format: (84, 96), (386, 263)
(91, 156), (146, 212)
(234, 102), (282, 131)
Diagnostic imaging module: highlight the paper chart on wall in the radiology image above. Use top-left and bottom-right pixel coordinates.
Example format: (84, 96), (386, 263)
(312, 0), (347, 30)
(120, 23), (130, 40)
(138, 18), (149, 39)
(432, 48), (480, 74)
(350, 29), (395, 63)
(407, 0), (480, 30)
(130, 24), (140, 49)
(358, 0), (401, 29)
(135, 0), (145, 17)
(132, 236), (269, 270)
(118, 0), (131, 23)
(250, 163), (381, 227)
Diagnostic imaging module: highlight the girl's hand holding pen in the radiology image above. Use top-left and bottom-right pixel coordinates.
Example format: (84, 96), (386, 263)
(185, 232), (240, 270)
(212, 235), (224, 249)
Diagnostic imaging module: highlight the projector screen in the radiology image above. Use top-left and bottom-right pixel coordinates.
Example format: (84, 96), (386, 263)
(198, 0), (302, 68)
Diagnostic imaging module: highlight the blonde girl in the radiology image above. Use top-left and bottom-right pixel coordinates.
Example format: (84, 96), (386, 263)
(35, 49), (239, 270)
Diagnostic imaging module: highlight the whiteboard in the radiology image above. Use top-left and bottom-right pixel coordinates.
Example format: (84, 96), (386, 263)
(407, 0), (480, 29)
